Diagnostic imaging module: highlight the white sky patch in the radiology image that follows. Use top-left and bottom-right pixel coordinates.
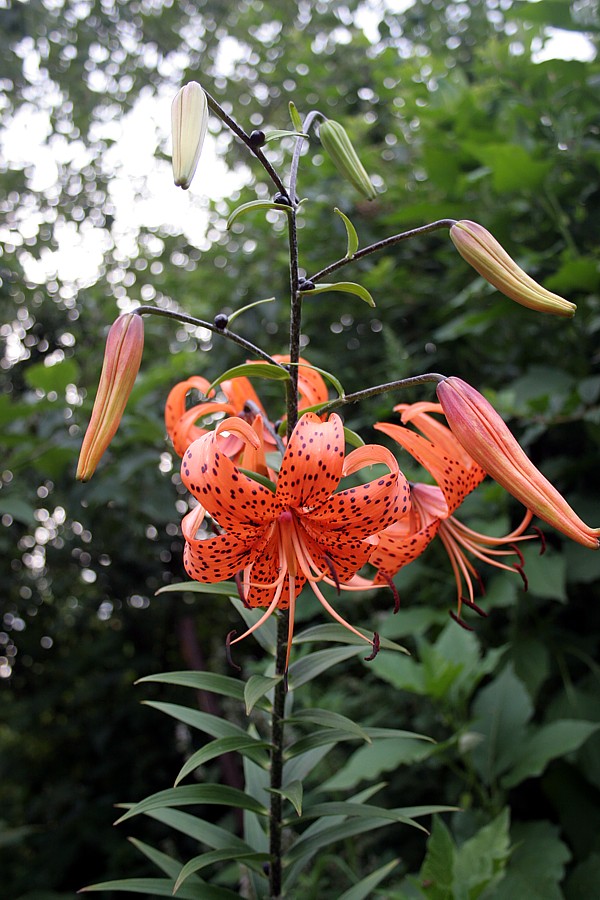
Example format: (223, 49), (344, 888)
(533, 27), (597, 63)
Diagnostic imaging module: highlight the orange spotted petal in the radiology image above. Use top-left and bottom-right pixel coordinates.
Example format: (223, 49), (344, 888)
(183, 518), (271, 583)
(276, 412), (346, 509)
(181, 419), (277, 529)
(375, 422), (485, 515)
(308, 443), (409, 538)
(300, 521), (378, 582)
(394, 401), (476, 469)
(272, 355), (330, 408)
(370, 483), (443, 578)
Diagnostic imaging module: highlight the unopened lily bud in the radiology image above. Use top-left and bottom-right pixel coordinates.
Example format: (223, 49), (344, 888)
(319, 118), (376, 200)
(171, 81), (208, 190)
(76, 313), (144, 482)
(450, 220), (576, 317)
(437, 376), (599, 549)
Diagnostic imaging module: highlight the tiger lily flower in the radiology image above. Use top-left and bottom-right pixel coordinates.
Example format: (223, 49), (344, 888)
(165, 356), (329, 458)
(368, 403), (537, 624)
(437, 377), (600, 549)
(76, 312), (144, 481)
(180, 411), (410, 671)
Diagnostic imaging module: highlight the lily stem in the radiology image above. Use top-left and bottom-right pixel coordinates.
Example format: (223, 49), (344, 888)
(318, 373), (446, 416)
(134, 306), (287, 369)
(308, 218), (457, 284)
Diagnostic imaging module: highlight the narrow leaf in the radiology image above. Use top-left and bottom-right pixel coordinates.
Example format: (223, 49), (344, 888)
(343, 426), (365, 448)
(114, 784), (267, 825)
(174, 849), (269, 893)
(269, 780), (304, 816)
(227, 199), (292, 229)
(156, 581), (238, 597)
(294, 623), (408, 654)
(139, 807), (253, 852)
(289, 101), (304, 132)
(175, 736), (271, 786)
(286, 728), (367, 758)
(226, 296), (274, 326)
(301, 281), (375, 307)
(286, 360), (345, 398)
(288, 708), (371, 742)
(208, 362), (290, 394)
(128, 837), (200, 882)
(334, 207), (359, 258)
(141, 701), (252, 739)
(80, 877), (237, 898)
(297, 801), (428, 833)
(338, 858), (399, 900)
(244, 674), (283, 714)
(136, 671), (245, 702)
(264, 129), (308, 142)
(287, 645), (368, 689)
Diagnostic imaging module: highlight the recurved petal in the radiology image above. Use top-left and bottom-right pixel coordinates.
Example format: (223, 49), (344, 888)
(181, 421), (277, 529)
(394, 401), (477, 469)
(242, 535), (307, 610)
(300, 520), (376, 582)
(370, 514), (441, 580)
(375, 422), (485, 516)
(277, 412), (345, 509)
(170, 400), (239, 457)
(308, 443), (409, 537)
(165, 376), (213, 435)
(183, 518), (271, 582)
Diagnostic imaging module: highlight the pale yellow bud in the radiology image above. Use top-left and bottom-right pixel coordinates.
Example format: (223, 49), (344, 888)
(450, 220), (576, 317)
(171, 81), (208, 190)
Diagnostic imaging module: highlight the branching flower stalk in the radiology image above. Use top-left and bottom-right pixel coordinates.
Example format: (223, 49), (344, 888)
(76, 80), (599, 900)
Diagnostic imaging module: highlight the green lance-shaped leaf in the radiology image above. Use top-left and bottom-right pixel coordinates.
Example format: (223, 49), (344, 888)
(114, 784), (268, 826)
(174, 848), (270, 894)
(263, 129), (308, 142)
(287, 708), (371, 743)
(285, 728), (371, 758)
(299, 281), (375, 307)
(297, 801), (429, 832)
(338, 858), (400, 900)
(175, 736), (271, 786)
(136, 670), (245, 701)
(319, 118), (376, 200)
(287, 645), (371, 690)
(289, 101), (304, 133)
(80, 877), (236, 898)
(208, 362), (290, 394)
(269, 780), (304, 816)
(294, 622), (408, 654)
(155, 581), (239, 598)
(141, 701), (253, 740)
(227, 199), (293, 230)
(334, 207), (359, 257)
(244, 674), (283, 714)
(226, 296), (274, 326)
(128, 837), (200, 882)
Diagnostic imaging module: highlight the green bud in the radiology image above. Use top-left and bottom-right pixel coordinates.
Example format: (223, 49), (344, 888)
(319, 118), (376, 200)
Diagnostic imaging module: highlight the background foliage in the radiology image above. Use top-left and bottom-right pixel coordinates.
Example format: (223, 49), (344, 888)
(1, 0), (600, 896)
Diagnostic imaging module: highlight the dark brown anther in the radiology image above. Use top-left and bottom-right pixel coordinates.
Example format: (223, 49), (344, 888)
(509, 543), (525, 567)
(322, 554), (341, 595)
(449, 610), (474, 631)
(364, 632), (380, 662)
(214, 313), (229, 330)
(379, 570), (400, 613)
(249, 130), (266, 148)
(515, 564), (528, 591)
(225, 630), (242, 671)
(532, 526), (547, 555)
(235, 571), (249, 607)
(463, 597), (488, 617)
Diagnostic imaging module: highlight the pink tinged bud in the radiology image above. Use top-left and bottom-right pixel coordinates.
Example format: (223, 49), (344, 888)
(171, 81), (208, 190)
(450, 220), (576, 318)
(76, 313), (144, 482)
(436, 376), (600, 549)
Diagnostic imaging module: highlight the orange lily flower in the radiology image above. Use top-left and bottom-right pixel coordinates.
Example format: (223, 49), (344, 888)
(165, 356), (328, 458)
(180, 411), (410, 670)
(437, 377), (600, 549)
(369, 403), (537, 625)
